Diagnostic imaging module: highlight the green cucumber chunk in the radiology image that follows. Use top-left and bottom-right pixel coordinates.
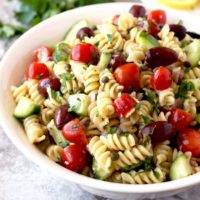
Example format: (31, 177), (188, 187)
(97, 53), (111, 69)
(64, 19), (90, 45)
(184, 39), (200, 67)
(139, 32), (160, 50)
(14, 97), (40, 119)
(68, 94), (90, 116)
(169, 154), (191, 180)
(53, 42), (71, 63)
(47, 120), (69, 148)
(93, 159), (114, 180)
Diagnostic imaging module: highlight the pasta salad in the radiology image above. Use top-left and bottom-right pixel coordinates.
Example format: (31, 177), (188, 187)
(11, 4), (200, 184)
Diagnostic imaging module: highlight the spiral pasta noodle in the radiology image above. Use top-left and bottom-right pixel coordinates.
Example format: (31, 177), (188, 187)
(118, 12), (137, 31)
(183, 92), (197, 118)
(184, 67), (200, 79)
(84, 65), (100, 101)
(88, 102), (108, 131)
(97, 92), (115, 117)
(85, 31), (124, 53)
(100, 133), (136, 151)
(113, 144), (153, 170)
(112, 167), (166, 184)
(99, 69), (124, 99)
(88, 136), (112, 170)
(152, 111), (171, 122)
(158, 25), (187, 62)
(11, 83), (29, 103)
(153, 140), (173, 173)
(124, 40), (145, 66)
(140, 71), (152, 88)
(26, 79), (45, 105)
(46, 145), (64, 162)
(24, 115), (45, 143)
(157, 88), (175, 108)
(41, 107), (54, 125)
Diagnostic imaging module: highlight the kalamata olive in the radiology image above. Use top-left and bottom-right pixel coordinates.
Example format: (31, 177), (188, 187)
(76, 27), (94, 40)
(129, 5), (146, 18)
(141, 121), (175, 145)
(38, 77), (61, 97)
(109, 54), (126, 69)
(145, 47), (178, 68)
(54, 105), (76, 130)
(169, 24), (186, 40)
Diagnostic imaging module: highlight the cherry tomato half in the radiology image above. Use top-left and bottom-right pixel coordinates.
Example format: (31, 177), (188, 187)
(112, 15), (120, 25)
(33, 46), (53, 62)
(147, 10), (167, 36)
(169, 109), (193, 131)
(114, 94), (137, 117)
(178, 129), (200, 156)
(25, 62), (49, 80)
(114, 63), (140, 92)
(70, 43), (99, 64)
(151, 66), (172, 90)
(62, 119), (87, 146)
(61, 144), (87, 172)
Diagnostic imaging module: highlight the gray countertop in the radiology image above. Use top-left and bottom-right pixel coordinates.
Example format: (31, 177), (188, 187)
(0, 0), (200, 200)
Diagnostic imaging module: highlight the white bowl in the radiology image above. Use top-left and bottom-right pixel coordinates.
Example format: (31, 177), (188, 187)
(0, 2), (200, 200)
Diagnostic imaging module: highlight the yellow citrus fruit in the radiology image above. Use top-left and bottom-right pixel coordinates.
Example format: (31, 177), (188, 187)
(158, 0), (199, 9)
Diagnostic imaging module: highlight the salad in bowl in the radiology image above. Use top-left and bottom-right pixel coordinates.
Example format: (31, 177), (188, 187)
(10, 3), (200, 185)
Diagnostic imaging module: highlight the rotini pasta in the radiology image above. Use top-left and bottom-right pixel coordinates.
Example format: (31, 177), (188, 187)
(11, 83), (29, 103)
(24, 115), (45, 143)
(46, 145), (63, 162)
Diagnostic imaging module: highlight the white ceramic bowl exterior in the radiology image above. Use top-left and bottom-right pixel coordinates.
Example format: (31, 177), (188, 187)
(0, 3), (200, 200)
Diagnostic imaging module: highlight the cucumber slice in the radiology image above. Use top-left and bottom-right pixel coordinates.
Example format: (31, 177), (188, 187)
(169, 154), (191, 180)
(64, 19), (90, 45)
(14, 97), (40, 119)
(139, 32), (160, 50)
(97, 53), (111, 69)
(93, 159), (114, 180)
(68, 94), (90, 116)
(47, 120), (69, 148)
(184, 39), (200, 67)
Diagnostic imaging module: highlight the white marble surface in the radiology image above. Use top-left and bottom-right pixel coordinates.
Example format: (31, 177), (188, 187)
(1, 0), (200, 200)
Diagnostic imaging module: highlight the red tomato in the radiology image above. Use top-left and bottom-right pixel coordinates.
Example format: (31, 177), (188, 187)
(151, 66), (172, 90)
(112, 15), (120, 25)
(114, 63), (140, 92)
(33, 46), (53, 62)
(114, 94), (137, 117)
(169, 109), (193, 131)
(62, 119), (87, 146)
(147, 10), (167, 36)
(70, 43), (99, 64)
(25, 62), (49, 80)
(61, 144), (87, 172)
(178, 129), (200, 156)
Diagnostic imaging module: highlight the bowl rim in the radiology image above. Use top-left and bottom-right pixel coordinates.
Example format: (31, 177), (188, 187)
(0, 2), (200, 194)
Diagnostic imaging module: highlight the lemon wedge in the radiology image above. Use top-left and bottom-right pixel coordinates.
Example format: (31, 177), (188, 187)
(158, 0), (199, 9)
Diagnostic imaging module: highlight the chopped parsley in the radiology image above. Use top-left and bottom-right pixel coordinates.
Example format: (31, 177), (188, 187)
(135, 103), (141, 111)
(142, 89), (155, 104)
(154, 171), (161, 180)
(59, 73), (75, 89)
(35, 73), (44, 79)
(107, 126), (118, 134)
(143, 156), (153, 172)
(50, 89), (60, 99)
(176, 81), (195, 99)
(96, 111), (100, 117)
(107, 34), (113, 43)
(142, 115), (151, 125)
(120, 131), (129, 137)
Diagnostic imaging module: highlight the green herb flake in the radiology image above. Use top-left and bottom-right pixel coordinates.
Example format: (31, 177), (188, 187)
(181, 40), (192, 48)
(96, 111), (100, 117)
(154, 171), (160, 180)
(120, 132), (129, 137)
(176, 81), (195, 99)
(142, 89), (155, 104)
(142, 115), (150, 125)
(135, 103), (141, 111)
(196, 114), (200, 124)
(107, 34), (113, 43)
(107, 126), (117, 134)
(92, 52), (97, 59)
(50, 89), (60, 99)
(143, 156), (153, 172)
(35, 73), (44, 79)
(110, 151), (119, 161)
